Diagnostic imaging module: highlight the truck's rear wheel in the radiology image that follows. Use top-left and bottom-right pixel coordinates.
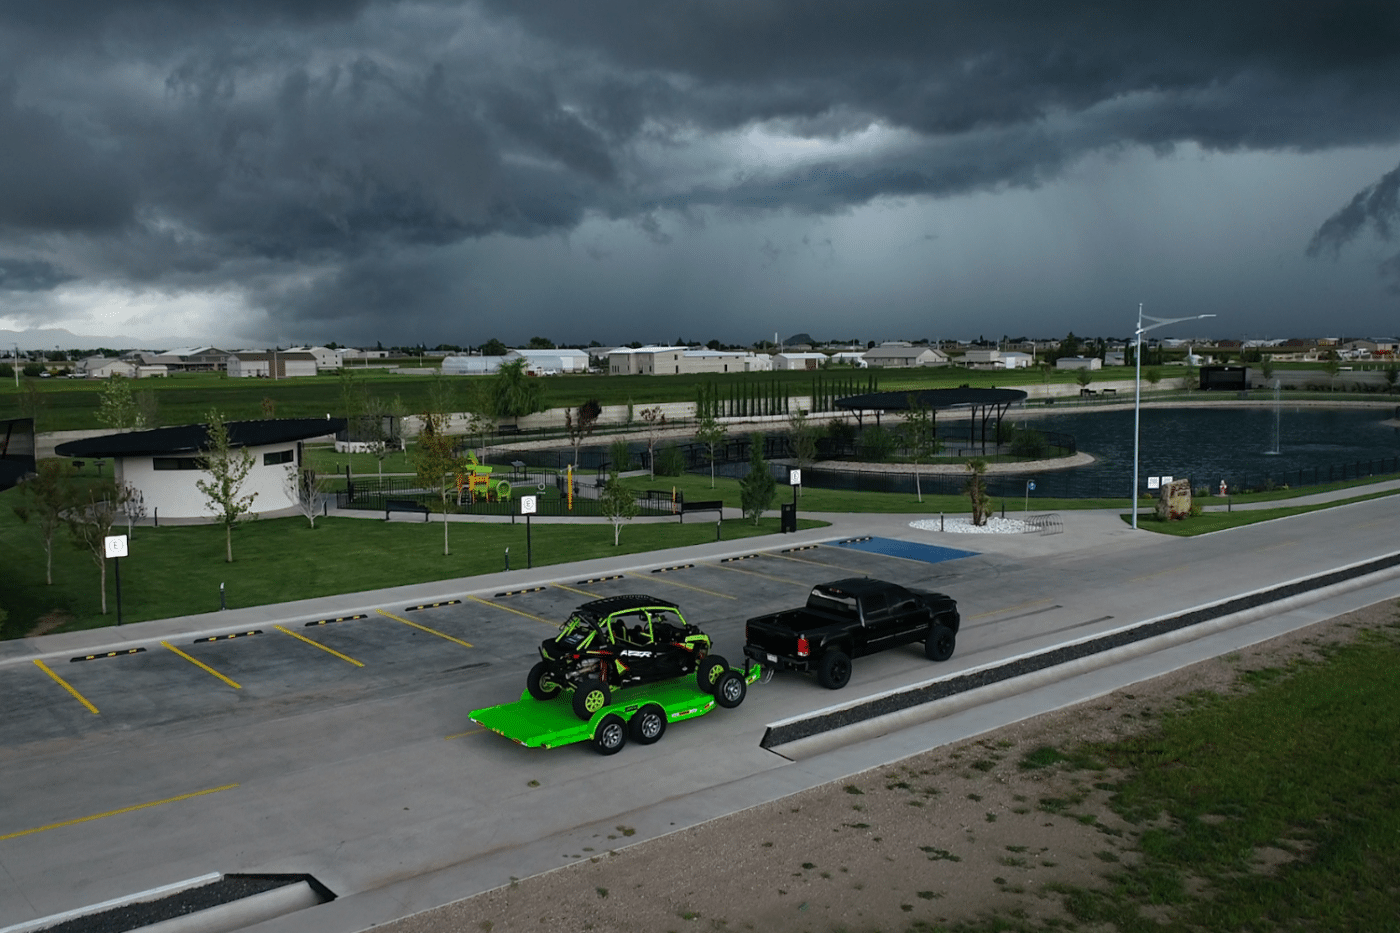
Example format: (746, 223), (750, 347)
(593, 714), (627, 755)
(697, 655), (728, 694)
(629, 704), (667, 744)
(527, 661), (561, 700)
(572, 678), (611, 720)
(816, 649), (852, 689)
(925, 624), (956, 662)
(715, 671), (747, 708)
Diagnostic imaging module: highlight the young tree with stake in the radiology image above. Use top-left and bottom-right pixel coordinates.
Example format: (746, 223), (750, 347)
(196, 410), (258, 563)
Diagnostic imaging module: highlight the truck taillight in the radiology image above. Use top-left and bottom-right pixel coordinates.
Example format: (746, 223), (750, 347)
(797, 636), (809, 658)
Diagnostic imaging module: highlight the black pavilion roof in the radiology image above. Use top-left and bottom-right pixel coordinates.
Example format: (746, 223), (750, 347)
(54, 418), (347, 459)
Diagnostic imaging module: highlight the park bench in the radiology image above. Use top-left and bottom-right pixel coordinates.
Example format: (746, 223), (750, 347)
(678, 499), (724, 522)
(496, 424), (522, 437)
(385, 498), (430, 522)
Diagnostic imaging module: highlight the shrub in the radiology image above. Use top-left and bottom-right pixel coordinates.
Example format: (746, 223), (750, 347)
(860, 425), (896, 462)
(654, 442), (685, 477)
(1009, 428), (1049, 459)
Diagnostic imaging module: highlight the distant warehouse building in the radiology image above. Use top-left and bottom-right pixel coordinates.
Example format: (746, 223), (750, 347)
(441, 355), (508, 375)
(505, 348), (590, 374)
(609, 346), (771, 375)
(227, 350), (318, 378)
(862, 344), (950, 368)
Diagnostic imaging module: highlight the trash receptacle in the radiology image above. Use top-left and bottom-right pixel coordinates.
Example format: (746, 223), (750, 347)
(780, 502), (797, 533)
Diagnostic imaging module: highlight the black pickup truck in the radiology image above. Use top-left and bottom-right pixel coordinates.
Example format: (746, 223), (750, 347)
(743, 577), (959, 689)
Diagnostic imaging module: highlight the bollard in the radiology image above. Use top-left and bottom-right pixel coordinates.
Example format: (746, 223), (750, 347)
(716, 520), (721, 542)
(220, 581), (226, 611)
(505, 546), (510, 572)
(154, 507), (159, 528)
(940, 512), (944, 532)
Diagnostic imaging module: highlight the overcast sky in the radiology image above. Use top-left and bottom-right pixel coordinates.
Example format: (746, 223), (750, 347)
(2, 1), (1400, 350)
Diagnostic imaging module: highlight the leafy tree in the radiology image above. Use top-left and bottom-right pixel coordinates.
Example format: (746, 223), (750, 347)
(900, 397), (938, 503)
(1322, 350), (1341, 390)
(640, 406), (666, 478)
(655, 442), (686, 476)
(285, 466), (328, 529)
(0, 362), (12, 379)
(860, 424), (896, 462)
(1055, 332), (1082, 361)
(739, 434), (777, 525)
(119, 482), (146, 538)
(526, 336), (556, 349)
(1182, 357), (1198, 392)
(135, 389), (160, 430)
(787, 409), (822, 494)
(479, 338), (508, 356)
(17, 378), (47, 426)
(1261, 355), (1276, 382)
(694, 412), (728, 488)
(196, 410), (258, 563)
(63, 480), (130, 614)
(1075, 368), (1094, 391)
(566, 399), (602, 467)
(96, 374), (142, 430)
(598, 470), (640, 545)
(13, 459), (77, 584)
(826, 418), (856, 456)
(1009, 427), (1049, 459)
(1145, 367), (1162, 386)
(21, 362), (45, 377)
(490, 358), (545, 421)
(964, 458), (991, 526)
(1384, 363), (1398, 393)
(413, 411), (464, 555)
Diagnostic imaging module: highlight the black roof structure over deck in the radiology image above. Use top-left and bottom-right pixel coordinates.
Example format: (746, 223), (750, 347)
(834, 388), (1028, 454)
(55, 418), (346, 459)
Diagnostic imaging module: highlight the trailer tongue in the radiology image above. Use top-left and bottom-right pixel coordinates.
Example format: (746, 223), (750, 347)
(471, 662), (759, 755)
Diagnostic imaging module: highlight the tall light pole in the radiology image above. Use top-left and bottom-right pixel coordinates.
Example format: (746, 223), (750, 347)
(1132, 304), (1217, 529)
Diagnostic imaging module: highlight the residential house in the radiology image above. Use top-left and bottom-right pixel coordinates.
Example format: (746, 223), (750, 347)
(862, 344), (950, 368)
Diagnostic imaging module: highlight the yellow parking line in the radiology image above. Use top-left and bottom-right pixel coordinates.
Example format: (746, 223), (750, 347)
(714, 563), (808, 586)
(1128, 565), (1186, 584)
(376, 609), (474, 647)
(552, 582), (601, 599)
(445, 727), (485, 740)
(465, 595), (557, 629)
(33, 660), (99, 715)
(161, 641), (241, 689)
(765, 550), (839, 569)
(0, 783), (239, 842)
(628, 572), (736, 600)
(274, 625), (364, 667)
(969, 597), (1053, 621)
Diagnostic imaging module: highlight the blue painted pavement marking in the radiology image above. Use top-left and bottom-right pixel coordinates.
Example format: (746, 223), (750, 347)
(829, 536), (979, 565)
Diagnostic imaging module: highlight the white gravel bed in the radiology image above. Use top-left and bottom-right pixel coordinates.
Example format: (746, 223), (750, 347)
(910, 516), (1028, 534)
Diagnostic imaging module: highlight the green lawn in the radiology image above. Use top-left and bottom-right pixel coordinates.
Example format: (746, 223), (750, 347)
(0, 499), (825, 640)
(1038, 613), (1400, 932)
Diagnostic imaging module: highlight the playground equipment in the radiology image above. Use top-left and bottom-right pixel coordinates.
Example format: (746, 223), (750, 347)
(457, 453), (513, 504)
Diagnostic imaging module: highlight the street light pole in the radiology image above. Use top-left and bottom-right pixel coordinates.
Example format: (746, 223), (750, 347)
(1132, 305), (1217, 529)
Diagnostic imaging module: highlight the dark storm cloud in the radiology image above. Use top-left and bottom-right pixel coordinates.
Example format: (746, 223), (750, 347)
(2, 0), (1400, 338)
(0, 258), (75, 291)
(1309, 160), (1400, 291)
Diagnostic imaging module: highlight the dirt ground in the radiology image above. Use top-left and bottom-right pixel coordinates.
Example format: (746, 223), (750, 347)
(387, 599), (1398, 933)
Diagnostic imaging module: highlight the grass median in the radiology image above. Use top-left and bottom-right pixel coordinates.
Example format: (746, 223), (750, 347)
(0, 505), (826, 640)
(1123, 487), (1400, 536)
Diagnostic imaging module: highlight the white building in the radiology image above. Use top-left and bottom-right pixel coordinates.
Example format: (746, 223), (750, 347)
(54, 419), (345, 519)
(773, 352), (828, 370)
(827, 351), (868, 368)
(227, 351), (319, 378)
(286, 346), (344, 371)
(1055, 356), (1103, 371)
(75, 357), (137, 379)
(862, 345), (950, 368)
(958, 349), (1033, 370)
(441, 355), (508, 375)
(505, 348), (590, 374)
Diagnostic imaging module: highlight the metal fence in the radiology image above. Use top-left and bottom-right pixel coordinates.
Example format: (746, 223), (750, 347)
(336, 473), (678, 518)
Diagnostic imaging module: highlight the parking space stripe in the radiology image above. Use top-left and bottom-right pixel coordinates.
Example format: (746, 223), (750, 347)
(551, 582), (600, 599)
(274, 625), (365, 667)
(33, 660), (99, 715)
(160, 641), (241, 689)
(0, 783), (239, 842)
(376, 608), (475, 646)
(465, 595), (557, 628)
(969, 597), (1054, 621)
(445, 727), (485, 740)
(765, 550), (840, 568)
(627, 572), (736, 600)
(714, 563), (808, 586)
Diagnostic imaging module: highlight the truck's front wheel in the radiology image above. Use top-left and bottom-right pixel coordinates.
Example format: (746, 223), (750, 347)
(817, 650), (852, 689)
(572, 678), (612, 720)
(527, 661), (561, 700)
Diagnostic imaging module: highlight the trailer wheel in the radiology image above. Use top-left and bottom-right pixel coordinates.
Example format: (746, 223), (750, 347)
(715, 671), (747, 708)
(697, 655), (728, 694)
(925, 624), (956, 662)
(572, 678), (611, 720)
(527, 661), (561, 700)
(593, 714), (627, 755)
(629, 704), (667, 745)
(816, 649), (852, 689)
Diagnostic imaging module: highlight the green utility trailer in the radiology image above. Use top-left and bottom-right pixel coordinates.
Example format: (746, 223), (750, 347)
(472, 662), (760, 755)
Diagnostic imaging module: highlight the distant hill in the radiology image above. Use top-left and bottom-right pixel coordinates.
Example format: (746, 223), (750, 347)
(0, 327), (199, 352)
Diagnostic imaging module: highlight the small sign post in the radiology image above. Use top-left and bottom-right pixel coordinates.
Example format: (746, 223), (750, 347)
(521, 495), (537, 569)
(1024, 479), (1036, 516)
(104, 534), (128, 625)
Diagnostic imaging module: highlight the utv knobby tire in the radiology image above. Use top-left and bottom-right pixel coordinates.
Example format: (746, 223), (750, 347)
(527, 661), (561, 700)
(816, 649), (852, 690)
(697, 655), (728, 694)
(629, 704), (667, 745)
(925, 623), (956, 662)
(593, 714), (627, 755)
(715, 671), (747, 708)
(572, 678), (612, 720)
